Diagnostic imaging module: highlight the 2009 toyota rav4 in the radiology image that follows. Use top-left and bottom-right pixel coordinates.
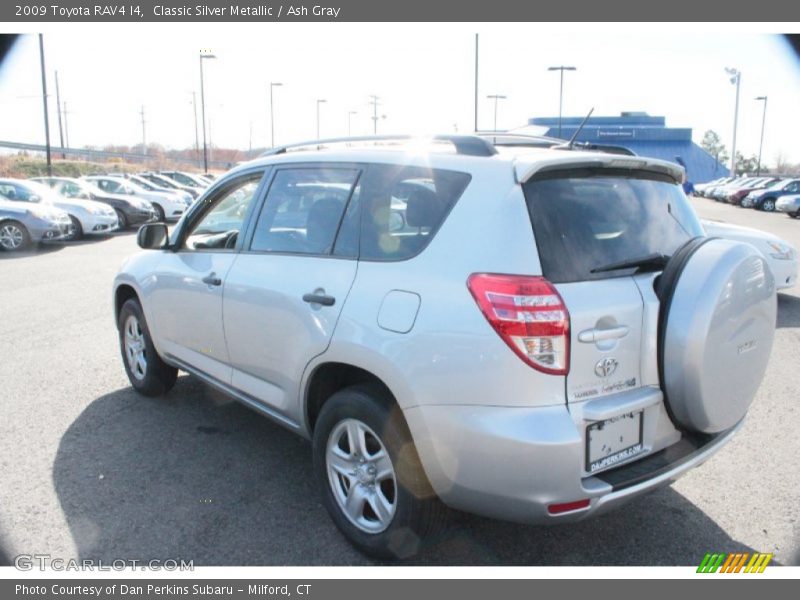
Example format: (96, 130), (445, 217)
(113, 135), (777, 558)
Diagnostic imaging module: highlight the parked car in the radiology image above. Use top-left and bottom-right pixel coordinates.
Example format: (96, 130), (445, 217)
(158, 170), (210, 190)
(702, 219), (797, 289)
(0, 178), (117, 241)
(32, 177), (157, 230)
(695, 176), (734, 198)
(748, 179), (800, 212)
(0, 196), (71, 251)
(708, 176), (757, 201)
(114, 135), (776, 559)
(138, 172), (200, 200)
(775, 194), (800, 218)
(84, 176), (189, 222)
(724, 177), (781, 206)
(126, 174), (194, 205)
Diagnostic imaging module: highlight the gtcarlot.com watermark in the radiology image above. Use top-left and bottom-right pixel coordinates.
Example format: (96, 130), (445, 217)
(14, 554), (194, 571)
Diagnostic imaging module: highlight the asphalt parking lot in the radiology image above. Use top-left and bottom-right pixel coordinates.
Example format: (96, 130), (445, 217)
(0, 196), (798, 567)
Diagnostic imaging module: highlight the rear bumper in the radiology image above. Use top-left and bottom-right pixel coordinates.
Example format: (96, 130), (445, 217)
(404, 400), (741, 524)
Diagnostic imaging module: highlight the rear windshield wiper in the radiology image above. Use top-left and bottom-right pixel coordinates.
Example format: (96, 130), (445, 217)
(590, 253), (670, 274)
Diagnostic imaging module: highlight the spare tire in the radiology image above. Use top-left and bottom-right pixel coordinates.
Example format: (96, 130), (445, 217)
(656, 236), (776, 433)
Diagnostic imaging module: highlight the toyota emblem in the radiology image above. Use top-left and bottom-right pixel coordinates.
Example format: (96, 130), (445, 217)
(594, 357), (618, 378)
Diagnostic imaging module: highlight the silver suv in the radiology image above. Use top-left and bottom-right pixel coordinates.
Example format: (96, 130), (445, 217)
(113, 135), (777, 559)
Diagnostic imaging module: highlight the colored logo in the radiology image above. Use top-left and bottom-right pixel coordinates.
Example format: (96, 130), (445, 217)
(697, 552), (773, 573)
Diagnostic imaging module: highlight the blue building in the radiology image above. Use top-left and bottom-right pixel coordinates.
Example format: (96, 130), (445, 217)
(526, 112), (728, 183)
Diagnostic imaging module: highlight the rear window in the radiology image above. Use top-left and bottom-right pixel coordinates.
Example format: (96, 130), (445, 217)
(523, 168), (704, 283)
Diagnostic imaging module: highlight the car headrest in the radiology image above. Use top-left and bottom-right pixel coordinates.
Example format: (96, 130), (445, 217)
(404, 186), (444, 229)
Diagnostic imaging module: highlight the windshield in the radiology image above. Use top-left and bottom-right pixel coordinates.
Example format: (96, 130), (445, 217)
(523, 168), (704, 283)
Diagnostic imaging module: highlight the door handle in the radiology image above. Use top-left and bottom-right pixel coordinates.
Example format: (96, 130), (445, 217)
(303, 293), (335, 306)
(202, 273), (222, 286)
(578, 325), (629, 343)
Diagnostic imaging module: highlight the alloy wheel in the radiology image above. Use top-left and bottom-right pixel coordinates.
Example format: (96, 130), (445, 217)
(326, 418), (397, 534)
(123, 315), (148, 381)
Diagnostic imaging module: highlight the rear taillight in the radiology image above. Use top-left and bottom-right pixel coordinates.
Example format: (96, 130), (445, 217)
(467, 273), (570, 375)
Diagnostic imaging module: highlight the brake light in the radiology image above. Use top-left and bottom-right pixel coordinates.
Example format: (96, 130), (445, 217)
(467, 273), (570, 375)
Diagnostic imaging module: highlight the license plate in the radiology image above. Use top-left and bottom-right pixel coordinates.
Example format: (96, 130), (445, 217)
(586, 411), (644, 474)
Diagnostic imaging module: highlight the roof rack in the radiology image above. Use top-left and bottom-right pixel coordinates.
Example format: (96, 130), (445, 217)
(261, 135), (498, 158)
(258, 132), (636, 161)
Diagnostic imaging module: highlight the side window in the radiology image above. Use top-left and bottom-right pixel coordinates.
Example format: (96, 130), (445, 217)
(358, 165), (471, 261)
(250, 167), (359, 255)
(183, 172), (264, 251)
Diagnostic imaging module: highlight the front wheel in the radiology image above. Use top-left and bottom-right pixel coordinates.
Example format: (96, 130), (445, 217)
(312, 385), (449, 559)
(118, 298), (177, 396)
(115, 209), (129, 230)
(65, 216), (83, 241)
(0, 220), (31, 251)
(761, 198), (776, 212)
(153, 204), (166, 222)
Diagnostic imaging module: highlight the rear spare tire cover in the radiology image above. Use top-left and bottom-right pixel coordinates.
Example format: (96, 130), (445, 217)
(658, 237), (777, 433)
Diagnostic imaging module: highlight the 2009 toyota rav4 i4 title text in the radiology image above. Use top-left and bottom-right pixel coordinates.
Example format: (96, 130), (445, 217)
(113, 134), (777, 559)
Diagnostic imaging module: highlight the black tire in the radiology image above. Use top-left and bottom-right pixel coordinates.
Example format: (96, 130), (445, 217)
(312, 384), (449, 559)
(153, 204), (166, 222)
(761, 197), (776, 212)
(115, 209), (129, 230)
(66, 216), (83, 241)
(0, 220), (31, 252)
(791, 210), (800, 219)
(118, 298), (177, 396)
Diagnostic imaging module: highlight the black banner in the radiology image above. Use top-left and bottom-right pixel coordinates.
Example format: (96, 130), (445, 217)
(2, 0), (800, 22)
(2, 579), (798, 600)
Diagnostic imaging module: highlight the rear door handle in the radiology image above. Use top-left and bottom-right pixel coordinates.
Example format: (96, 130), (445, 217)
(578, 325), (629, 343)
(303, 293), (335, 306)
(202, 273), (222, 286)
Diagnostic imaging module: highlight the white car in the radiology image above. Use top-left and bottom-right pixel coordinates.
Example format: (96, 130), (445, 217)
(702, 219), (797, 289)
(84, 176), (191, 222)
(0, 178), (118, 240)
(114, 134), (778, 558)
(775, 194), (800, 218)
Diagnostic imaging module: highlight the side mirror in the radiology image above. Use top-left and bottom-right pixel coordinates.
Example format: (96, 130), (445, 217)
(137, 222), (169, 250)
(28, 194), (41, 202)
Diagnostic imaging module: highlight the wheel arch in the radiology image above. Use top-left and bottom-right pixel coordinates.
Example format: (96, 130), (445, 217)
(304, 361), (398, 434)
(114, 283), (140, 329)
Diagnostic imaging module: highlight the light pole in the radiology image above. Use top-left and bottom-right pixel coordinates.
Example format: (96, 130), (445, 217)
(368, 95), (382, 134)
(547, 66), (576, 139)
(316, 99), (327, 139)
(199, 49), (217, 173)
(38, 34), (52, 176)
(348, 111), (357, 136)
(725, 67), (741, 176)
(755, 95), (768, 177)
(486, 94), (506, 132)
(191, 92), (200, 159)
(270, 82), (282, 148)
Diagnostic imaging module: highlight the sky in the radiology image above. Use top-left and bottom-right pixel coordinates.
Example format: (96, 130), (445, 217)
(1, 24), (799, 164)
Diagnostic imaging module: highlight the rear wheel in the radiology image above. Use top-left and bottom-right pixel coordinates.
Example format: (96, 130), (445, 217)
(313, 385), (449, 559)
(118, 298), (177, 396)
(0, 220), (31, 251)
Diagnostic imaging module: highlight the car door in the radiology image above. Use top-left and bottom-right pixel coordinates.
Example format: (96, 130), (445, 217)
(222, 164), (362, 422)
(146, 169), (267, 384)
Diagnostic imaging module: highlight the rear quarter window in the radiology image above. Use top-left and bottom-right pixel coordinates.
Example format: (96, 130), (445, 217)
(523, 168), (704, 283)
(357, 165), (471, 261)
